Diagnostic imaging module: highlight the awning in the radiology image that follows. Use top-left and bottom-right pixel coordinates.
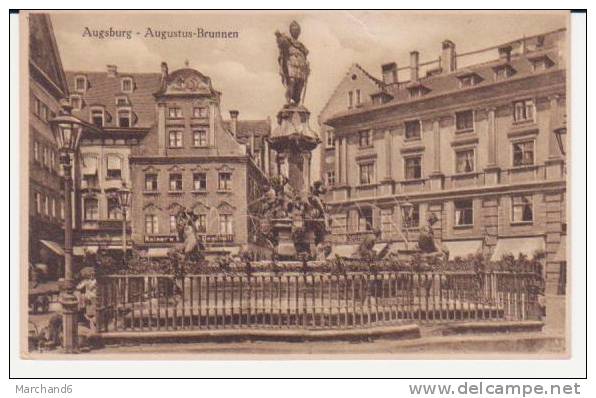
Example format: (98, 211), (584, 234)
(146, 247), (170, 258)
(554, 239), (566, 262)
(490, 236), (545, 261)
(40, 240), (64, 256)
(327, 244), (357, 259)
(444, 240), (483, 259)
(73, 246), (98, 256)
(106, 156), (122, 170)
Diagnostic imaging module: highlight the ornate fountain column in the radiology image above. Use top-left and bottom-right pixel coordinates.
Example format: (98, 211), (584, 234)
(266, 21), (321, 259)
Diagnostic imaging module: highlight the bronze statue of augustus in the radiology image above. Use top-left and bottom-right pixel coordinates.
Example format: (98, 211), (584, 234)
(275, 21), (310, 106)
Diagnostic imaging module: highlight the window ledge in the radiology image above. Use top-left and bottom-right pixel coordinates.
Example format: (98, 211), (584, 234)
(402, 178), (425, 184)
(455, 128), (474, 134)
(356, 183), (378, 189)
(452, 172), (479, 178)
(217, 190), (233, 194)
(358, 145), (374, 150)
(404, 136), (421, 143)
(191, 190), (208, 194)
(453, 224), (474, 229)
(510, 221), (534, 226)
(168, 191), (184, 195)
(143, 190), (160, 195)
(510, 164), (538, 171)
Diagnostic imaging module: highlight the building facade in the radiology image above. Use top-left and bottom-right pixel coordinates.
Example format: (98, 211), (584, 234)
(128, 64), (270, 257)
(65, 67), (161, 252)
(322, 29), (567, 294)
(28, 14), (70, 277)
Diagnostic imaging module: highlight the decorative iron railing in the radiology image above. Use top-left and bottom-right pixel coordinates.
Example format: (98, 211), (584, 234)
(94, 269), (543, 333)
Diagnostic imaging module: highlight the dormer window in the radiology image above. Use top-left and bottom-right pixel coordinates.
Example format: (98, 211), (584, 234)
(121, 77), (133, 93)
(118, 108), (132, 128)
(493, 64), (516, 81)
(74, 76), (87, 93)
(529, 55), (554, 72)
(90, 107), (104, 128)
(70, 95), (82, 110)
(407, 83), (430, 99)
(457, 72), (482, 88)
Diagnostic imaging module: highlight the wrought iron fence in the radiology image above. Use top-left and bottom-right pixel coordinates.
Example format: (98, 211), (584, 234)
(94, 269), (543, 333)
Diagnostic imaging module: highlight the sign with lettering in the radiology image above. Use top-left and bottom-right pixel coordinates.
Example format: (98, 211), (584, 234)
(144, 235), (180, 243)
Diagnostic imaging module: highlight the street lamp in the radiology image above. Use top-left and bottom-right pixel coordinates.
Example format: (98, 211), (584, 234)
(49, 99), (85, 353)
(117, 182), (132, 259)
(400, 199), (414, 250)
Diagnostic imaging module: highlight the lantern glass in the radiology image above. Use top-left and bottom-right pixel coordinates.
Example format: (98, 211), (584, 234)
(400, 201), (414, 220)
(118, 185), (132, 209)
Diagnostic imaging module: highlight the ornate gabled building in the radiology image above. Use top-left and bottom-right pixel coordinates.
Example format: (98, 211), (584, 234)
(322, 28), (567, 294)
(128, 64), (270, 257)
(28, 13), (70, 277)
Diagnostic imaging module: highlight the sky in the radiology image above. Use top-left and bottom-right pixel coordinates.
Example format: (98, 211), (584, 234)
(49, 11), (567, 175)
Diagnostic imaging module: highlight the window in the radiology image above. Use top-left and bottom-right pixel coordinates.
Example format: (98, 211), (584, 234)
(409, 86), (425, 99)
(454, 200), (473, 226)
(75, 76), (86, 92)
(33, 97), (41, 117)
(455, 149), (475, 173)
(33, 141), (40, 162)
(34, 192), (41, 214)
(219, 214), (233, 235)
(494, 65), (515, 80)
(193, 130), (208, 147)
(459, 75), (477, 88)
(405, 156), (422, 180)
(326, 131), (335, 148)
(43, 195), (49, 216)
(193, 172), (207, 191)
(513, 99), (534, 123)
(121, 78), (133, 93)
(195, 214), (207, 233)
(358, 208), (374, 232)
(145, 214), (158, 234)
(168, 131), (183, 148)
(51, 197), (56, 218)
(403, 204), (420, 228)
(355, 89), (361, 105)
(455, 110), (474, 131)
(348, 91), (353, 108)
(359, 163), (375, 185)
(513, 140), (534, 166)
(170, 215), (178, 233)
(116, 96), (128, 106)
(218, 172), (232, 190)
(405, 120), (421, 140)
(106, 155), (122, 179)
(193, 107), (208, 118)
(91, 108), (104, 128)
(118, 109), (131, 127)
(71, 95), (82, 110)
(107, 196), (121, 220)
(42, 146), (48, 168)
(531, 57), (554, 72)
(84, 197), (99, 221)
(169, 173), (183, 191)
(512, 195), (533, 223)
(358, 130), (371, 147)
(81, 156), (98, 185)
(60, 200), (64, 220)
(50, 150), (56, 172)
(145, 174), (158, 191)
(168, 107), (183, 118)
(326, 170), (336, 186)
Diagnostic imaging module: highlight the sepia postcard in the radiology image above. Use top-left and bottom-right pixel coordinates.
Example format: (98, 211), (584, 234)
(20, 10), (571, 361)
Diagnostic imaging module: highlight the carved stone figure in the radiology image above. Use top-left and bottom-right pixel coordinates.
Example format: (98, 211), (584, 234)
(418, 213), (449, 261)
(171, 207), (204, 261)
(275, 21), (310, 106)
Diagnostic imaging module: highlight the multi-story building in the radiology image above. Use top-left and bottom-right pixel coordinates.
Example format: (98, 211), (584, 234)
(28, 14), (70, 277)
(128, 63), (270, 257)
(65, 66), (161, 252)
(322, 28), (567, 294)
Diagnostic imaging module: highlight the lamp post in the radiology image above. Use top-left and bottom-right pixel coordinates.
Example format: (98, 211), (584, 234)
(49, 100), (85, 353)
(117, 182), (132, 260)
(400, 199), (414, 251)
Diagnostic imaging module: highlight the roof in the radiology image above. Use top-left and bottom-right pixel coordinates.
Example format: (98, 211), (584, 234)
(222, 119), (271, 150)
(65, 71), (162, 128)
(29, 13), (69, 98)
(327, 28), (566, 126)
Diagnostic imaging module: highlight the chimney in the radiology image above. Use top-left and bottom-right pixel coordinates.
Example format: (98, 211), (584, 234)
(409, 51), (419, 82)
(498, 45), (512, 62)
(381, 62), (398, 85)
(441, 40), (456, 73)
(229, 110), (239, 137)
(107, 64), (118, 77)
